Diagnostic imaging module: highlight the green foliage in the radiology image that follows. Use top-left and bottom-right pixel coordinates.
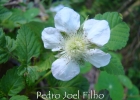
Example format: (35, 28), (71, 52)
(25, 21), (47, 51)
(6, 9), (27, 27)
(80, 62), (92, 74)
(36, 52), (55, 72)
(1, 8), (41, 28)
(16, 25), (41, 65)
(103, 52), (124, 75)
(0, 68), (25, 97)
(95, 71), (124, 100)
(5, 36), (16, 52)
(95, 12), (130, 50)
(47, 74), (89, 99)
(10, 95), (29, 100)
(0, 97), (7, 100)
(0, 0), (9, 4)
(24, 8), (40, 22)
(0, 6), (12, 22)
(0, 28), (6, 47)
(0, 29), (16, 64)
(127, 85), (140, 100)
(25, 66), (39, 86)
(0, 1), (135, 100)
(25, 22), (46, 40)
(118, 75), (133, 89)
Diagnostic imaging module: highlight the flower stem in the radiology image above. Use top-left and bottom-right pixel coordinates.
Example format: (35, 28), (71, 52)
(34, 70), (51, 86)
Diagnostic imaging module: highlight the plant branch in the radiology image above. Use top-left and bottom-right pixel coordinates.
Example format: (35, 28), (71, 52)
(34, 70), (51, 86)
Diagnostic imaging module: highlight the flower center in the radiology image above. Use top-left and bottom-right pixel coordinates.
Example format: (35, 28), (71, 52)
(64, 34), (88, 59)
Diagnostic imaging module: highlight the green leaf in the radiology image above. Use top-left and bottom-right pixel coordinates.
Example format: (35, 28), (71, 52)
(36, 52), (55, 72)
(0, 6), (12, 21)
(24, 8), (39, 21)
(118, 75), (133, 89)
(5, 36), (16, 53)
(95, 90), (111, 100)
(0, 29), (16, 64)
(47, 74), (89, 99)
(94, 12), (122, 29)
(103, 52), (124, 75)
(10, 95), (29, 100)
(0, 68), (25, 97)
(6, 9), (27, 27)
(0, 28), (6, 47)
(95, 71), (124, 100)
(16, 25), (41, 65)
(0, 97), (7, 100)
(25, 22), (46, 51)
(127, 85), (140, 100)
(0, 49), (9, 63)
(80, 62), (92, 74)
(105, 22), (129, 50)
(25, 22), (46, 40)
(25, 66), (39, 86)
(94, 12), (130, 50)
(0, 0), (9, 4)
(17, 66), (27, 76)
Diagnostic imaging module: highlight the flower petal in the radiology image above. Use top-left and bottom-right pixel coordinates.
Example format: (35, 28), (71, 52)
(85, 49), (111, 68)
(41, 27), (63, 51)
(54, 7), (80, 34)
(50, 4), (64, 12)
(52, 58), (80, 81)
(83, 19), (110, 46)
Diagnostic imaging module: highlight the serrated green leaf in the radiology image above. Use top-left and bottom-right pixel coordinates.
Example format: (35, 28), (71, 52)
(0, 6), (12, 21)
(0, 29), (16, 64)
(47, 74), (89, 99)
(95, 71), (123, 100)
(7, 9), (27, 27)
(94, 12), (130, 50)
(5, 36), (16, 52)
(10, 95), (29, 100)
(16, 25), (41, 65)
(25, 66), (39, 86)
(127, 85), (140, 100)
(17, 66), (26, 76)
(0, 68), (25, 96)
(105, 22), (129, 50)
(0, 49), (9, 63)
(94, 12), (122, 29)
(25, 22), (46, 51)
(25, 22), (46, 40)
(103, 52), (124, 75)
(118, 75), (133, 89)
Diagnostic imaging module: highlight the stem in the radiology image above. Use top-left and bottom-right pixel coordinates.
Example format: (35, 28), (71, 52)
(34, 70), (51, 86)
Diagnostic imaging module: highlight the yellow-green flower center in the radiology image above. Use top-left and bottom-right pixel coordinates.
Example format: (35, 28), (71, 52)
(64, 34), (88, 59)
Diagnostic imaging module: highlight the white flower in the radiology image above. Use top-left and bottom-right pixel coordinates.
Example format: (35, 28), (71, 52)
(42, 7), (111, 81)
(50, 4), (64, 12)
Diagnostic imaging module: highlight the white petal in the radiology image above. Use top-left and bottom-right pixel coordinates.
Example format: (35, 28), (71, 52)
(83, 19), (110, 46)
(54, 7), (80, 34)
(51, 58), (80, 81)
(85, 49), (111, 68)
(50, 4), (64, 12)
(41, 27), (63, 51)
